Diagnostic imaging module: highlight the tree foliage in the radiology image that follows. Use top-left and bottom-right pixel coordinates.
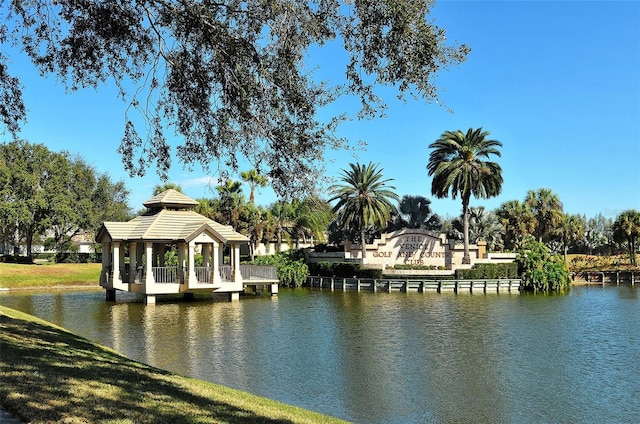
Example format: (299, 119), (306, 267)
(451, 206), (504, 251)
(555, 213), (585, 263)
(391, 194), (441, 230)
(524, 188), (563, 243)
(1, 0), (469, 197)
(329, 162), (399, 259)
(516, 236), (571, 292)
(153, 183), (183, 195)
(613, 209), (640, 265)
(251, 249), (309, 287)
(241, 169), (268, 204)
(0, 140), (130, 257)
(427, 127), (503, 263)
(495, 199), (535, 250)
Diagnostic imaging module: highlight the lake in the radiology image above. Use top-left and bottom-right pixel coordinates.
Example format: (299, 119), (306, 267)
(1, 285), (639, 423)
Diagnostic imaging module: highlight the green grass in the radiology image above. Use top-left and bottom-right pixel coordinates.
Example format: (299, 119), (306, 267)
(0, 262), (101, 288)
(0, 305), (348, 424)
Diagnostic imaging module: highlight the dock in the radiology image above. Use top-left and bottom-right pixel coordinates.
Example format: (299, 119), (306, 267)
(305, 276), (521, 293)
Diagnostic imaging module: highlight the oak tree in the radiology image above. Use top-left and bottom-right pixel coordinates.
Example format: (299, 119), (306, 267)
(1, 0), (468, 197)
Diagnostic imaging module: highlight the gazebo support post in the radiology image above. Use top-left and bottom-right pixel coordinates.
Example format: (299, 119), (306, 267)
(145, 242), (154, 286)
(100, 241), (110, 286)
(129, 242), (137, 284)
(106, 289), (116, 301)
(112, 242), (121, 284)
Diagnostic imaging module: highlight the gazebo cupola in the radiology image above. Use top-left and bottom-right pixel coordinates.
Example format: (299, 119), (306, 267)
(97, 189), (251, 303)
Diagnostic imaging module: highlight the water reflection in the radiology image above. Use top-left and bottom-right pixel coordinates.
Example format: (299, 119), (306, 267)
(1, 286), (640, 423)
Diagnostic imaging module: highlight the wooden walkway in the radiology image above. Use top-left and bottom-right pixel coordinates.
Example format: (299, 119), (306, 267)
(571, 270), (637, 285)
(305, 276), (521, 293)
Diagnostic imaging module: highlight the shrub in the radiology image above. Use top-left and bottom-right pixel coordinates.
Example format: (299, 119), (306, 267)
(456, 263), (518, 279)
(252, 249), (309, 287)
(55, 253), (100, 263)
(313, 244), (343, 253)
(307, 261), (382, 279)
(1, 255), (34, 264)
(517, 237), (571, 292)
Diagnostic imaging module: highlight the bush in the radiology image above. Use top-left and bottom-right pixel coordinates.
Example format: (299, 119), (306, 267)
(55, 253), (101, 263)
(313, 244), (343, 253)
(307, 261), (382, 279)
(517, 237), (571, 292)
(456, 263), (518, 279)
(1, 255), (34, 264)
(252, 249), (309, 287)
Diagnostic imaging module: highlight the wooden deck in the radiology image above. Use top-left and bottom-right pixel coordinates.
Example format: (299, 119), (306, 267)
(305, 276), (521, 293)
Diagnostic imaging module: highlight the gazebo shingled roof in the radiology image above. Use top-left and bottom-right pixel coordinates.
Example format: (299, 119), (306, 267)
(98, 190), (249, 244)
(142, 188), (200, 209)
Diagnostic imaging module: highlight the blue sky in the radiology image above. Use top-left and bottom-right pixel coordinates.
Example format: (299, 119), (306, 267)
(3, 0), (639, 219)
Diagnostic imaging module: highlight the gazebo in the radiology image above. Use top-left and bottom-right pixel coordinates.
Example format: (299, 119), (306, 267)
(97, 189), (277, 303)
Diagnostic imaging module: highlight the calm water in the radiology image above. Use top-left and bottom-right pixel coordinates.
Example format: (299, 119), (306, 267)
(2, 286), (639, 423)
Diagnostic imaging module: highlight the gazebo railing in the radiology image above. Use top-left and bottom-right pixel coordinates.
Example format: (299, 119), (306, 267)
(240, 265), (277, 280)
(195, 266), (212, 283)
(219, 265), (232, 282)
(111, 265), (277, 285)
(152, 266), (182, 283)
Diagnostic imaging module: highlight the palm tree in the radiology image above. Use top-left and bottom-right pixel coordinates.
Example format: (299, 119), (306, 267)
(556, 213), (585, 264)
(290, 197), (333, 246)
(329, 162), (399, 260)
(215, 179), (244, 226)
(241, 203), (268, 261)
(524, 188), (563, 243)
(495, 200), (536, 250)
(268, 200), (295, 252)
(452, 206), (504, 251)
(427, 128), (503, 264)
(398, 195), (433, 228)
(241, 169), (268, 204)
(613, 209), (640, 265)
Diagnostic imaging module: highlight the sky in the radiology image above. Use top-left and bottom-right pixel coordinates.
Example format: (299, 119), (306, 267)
(2, 0), (639, 220)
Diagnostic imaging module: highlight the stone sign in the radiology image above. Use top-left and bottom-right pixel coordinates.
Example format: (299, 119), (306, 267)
(344, 229), (458, 268)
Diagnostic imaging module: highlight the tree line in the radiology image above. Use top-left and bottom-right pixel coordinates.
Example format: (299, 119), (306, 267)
(2, 138), (638, 269)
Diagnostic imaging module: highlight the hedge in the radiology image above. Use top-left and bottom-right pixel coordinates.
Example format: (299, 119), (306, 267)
(455, 262), (519, 280)
(308, 262), (383, 279)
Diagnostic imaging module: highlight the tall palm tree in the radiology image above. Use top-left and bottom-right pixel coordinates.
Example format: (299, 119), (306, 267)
(329, 162), (399, 260)
(524, 188), (563, 243)
(613, 209), (640, 265)
(427, 128), (503, 264)
(241, 169), (268, 204)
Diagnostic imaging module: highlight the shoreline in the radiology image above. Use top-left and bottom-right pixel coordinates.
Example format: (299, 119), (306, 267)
(0, 305), (347, 424)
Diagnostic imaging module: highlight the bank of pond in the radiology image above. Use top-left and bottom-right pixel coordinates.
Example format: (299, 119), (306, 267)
(0, 304), (346, 424)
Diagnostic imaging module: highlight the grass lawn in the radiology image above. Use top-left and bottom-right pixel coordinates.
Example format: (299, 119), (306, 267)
(0, 305), (347, 424)
(0, 262), (101, 288)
